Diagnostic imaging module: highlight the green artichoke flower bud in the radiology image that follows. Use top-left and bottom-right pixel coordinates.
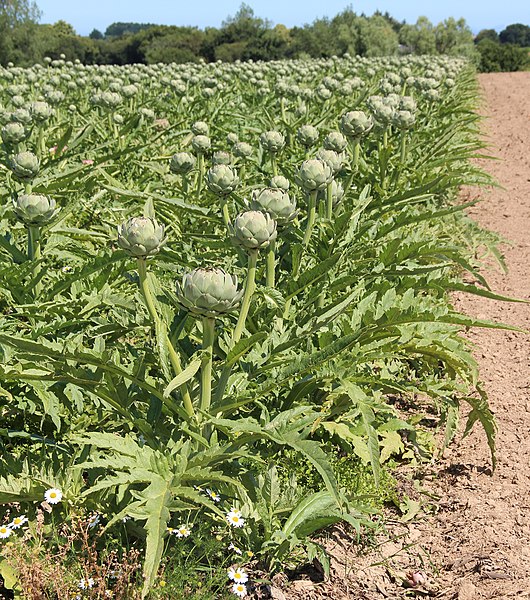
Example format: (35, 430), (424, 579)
(317, 148), (344, 175)
(297, 125), (319, 148)
(13, 193), (58, 226)
(233, 142), (253, 159)
(2, 122), (27, 144)
(259, 131), (285, 154)
(392, 110), (416, 130)
(191, 121), (209, 136)
(212, 150), (231, 165)
(226, 132), (239, 145)
(339, 111), (373, 139)
(297, 159), (333, 193)
(30, 101), (53, 123)
(117, 216), (166, 258)
(270, 175), (290, 191)
(10, 151), (40, 180)
(11, 108), (31, 125)
(328, 180), (344, 207)
(206, 164), (239, 196)
(176, 267), (242, 317)
(323, 131), (347, 153)
(170, 152), (196, 175)
(191, 134), (211, 154)
(250, 188), (298, 225)
(229, 210), (277, 250)
(372, 104), (394, 127)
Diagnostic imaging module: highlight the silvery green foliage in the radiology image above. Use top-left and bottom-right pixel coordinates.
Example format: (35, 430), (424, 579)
(12, 194), (59, 226)
(229, 210), (277, 250)
(9, 151), (39, 180)
(206, 164), (239, 196)
(170, 152), (196, 175)
(323, 131), (347, 153)
(317, 148), (344, 175)
(250, 187), (298, 224)
(1, 122), (27, 144)
(260, 130), (285, 153)
(297, 158), (333, 193)
(191, 134), (211, 153)
(30, 101), (53, 122)
(176, 267), (242, 317)
(117, 216), (166, 258)
(339, 110), (374, 139)
(392, 110), (416, 130)
(297, 125), (319, 148)
(269, 175), (290, 191)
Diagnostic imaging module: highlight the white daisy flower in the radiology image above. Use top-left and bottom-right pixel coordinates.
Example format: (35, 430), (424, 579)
(232, 582), (247, 597)
(175, 524), (192, 538)
(206, 488), (221, 502)
(229, 542), (243, 555)
(44, 488), (62, 504)
(87, 513), (101, 529)
(228, 568), (248, 584)
(226, 510), (245, 528)
(10, 515), (28, 529)
(78, 577), (95, 590)
(0, 525), (12, 539)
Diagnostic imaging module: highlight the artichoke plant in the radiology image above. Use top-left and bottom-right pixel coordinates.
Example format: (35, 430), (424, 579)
(259, 131), (285, 153)
(297, 159), (333, 193)
(250, 188), (297, 225)
(269, 175), (290, 191)
(297, 125), (319, 148)
(13, 194), (59, 226)
(117, 216), (166, 258)
(317, 148), (344, 175)
(233, 142), (253, 159)
(176, 267), (242, 317)
(212, 151), (232, 165)
(170, 152), (196, 175)
(339, 110), (373, 139)
(191, 134), (211, 154)
(1, 122), (27, 144)
(206, 164), (239, 196)
(229, 211), (277, 250)
(191, 121), (209, 136)
(9, 151), (40, 180)
(323, 131), (347, 153)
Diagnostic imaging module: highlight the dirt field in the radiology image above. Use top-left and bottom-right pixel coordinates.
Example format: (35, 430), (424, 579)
(283, 72), (530, 600)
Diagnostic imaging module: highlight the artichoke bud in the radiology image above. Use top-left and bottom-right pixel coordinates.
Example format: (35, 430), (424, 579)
(191, 134), (211, 154)
(323, 131), (347, 153)
(297, 125), (319, 148)
(191, 121), (209, 136)
(250, 188), (298, 225)
(226, 132), (239, 145)
(317, 148), (344, 175)
(392, 110), (416, 130)
(13, 193), (58, 226)
(229, 210), (277, 250)
(269, 175), (290, 191)
(259, 131), (285, 153)
(206, 164), (239, 196)
(176, 267), (242, 317)
(297, 159), (333, 193)
(212, 150), (232, 165)
(2, 122), (27, 144)
(117, 216), (166, 258)
(170, 152), (196, 175)
(9, 151), (40, 181)
(233, 142), (253, 159)
(339, 111), (373, 139)
(30, 101), (53, 123)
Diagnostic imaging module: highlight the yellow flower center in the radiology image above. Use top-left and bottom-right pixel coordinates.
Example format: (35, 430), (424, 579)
(50, 492), (57, 498)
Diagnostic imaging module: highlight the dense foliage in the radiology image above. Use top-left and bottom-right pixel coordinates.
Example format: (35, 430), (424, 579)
(0, 54), (512, 598)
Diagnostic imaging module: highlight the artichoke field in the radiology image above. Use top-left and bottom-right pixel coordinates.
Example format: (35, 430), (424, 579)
(0, 54), (509, 597)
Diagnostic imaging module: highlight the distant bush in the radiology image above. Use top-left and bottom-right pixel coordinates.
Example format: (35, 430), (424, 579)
(476, 38), (530, 72)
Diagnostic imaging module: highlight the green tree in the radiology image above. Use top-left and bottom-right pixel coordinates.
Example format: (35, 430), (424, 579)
(434, 17), (477, 61)
(0, 0), (41, 64)
(357, 15), (398, 57)
(499, 23), (530, 46)
(399, 16), (436, 54)
(477, 38), (530, 72)
(475, 29), (499, 43)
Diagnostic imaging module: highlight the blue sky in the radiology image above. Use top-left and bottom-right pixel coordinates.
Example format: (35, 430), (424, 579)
(36, 0), (529, 36)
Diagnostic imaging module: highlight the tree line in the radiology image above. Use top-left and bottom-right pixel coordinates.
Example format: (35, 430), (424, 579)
(0, 1), (528, 71)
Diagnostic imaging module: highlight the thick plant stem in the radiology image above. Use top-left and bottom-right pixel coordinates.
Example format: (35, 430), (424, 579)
(302, 191), (318, 247)
(196, 152), (204, 197)
(351, 139), (360, 170)
(214, 250), (258, 403)
(182, 175), (188, 195)
(200, 317), (216, 416)
(325, 182), (334, 220)
(220, 198), (231, 227)
(400, 134), (407, 164)
(266, 239), (276, 288)
(137, 259), (194, 419)
(270, 153), (278, 177)
(27, 226), (40, 261)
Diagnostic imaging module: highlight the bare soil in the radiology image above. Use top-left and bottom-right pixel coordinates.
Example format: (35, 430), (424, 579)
(280, 72), (530, 600)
